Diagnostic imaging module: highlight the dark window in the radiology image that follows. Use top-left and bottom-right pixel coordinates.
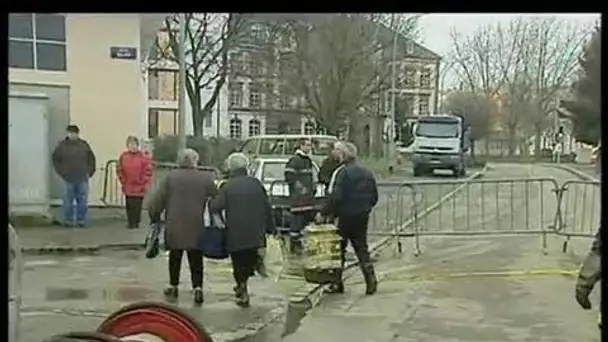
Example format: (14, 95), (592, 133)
(35, 14), (66, 42)
(36, 43), (66, 71)
(148, 109), (159, 138)
(9, 14), (33, 39)
(9, 40), (34, 69)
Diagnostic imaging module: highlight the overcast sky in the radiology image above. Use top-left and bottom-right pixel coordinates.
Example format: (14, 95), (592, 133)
(418, 13), (600, 87)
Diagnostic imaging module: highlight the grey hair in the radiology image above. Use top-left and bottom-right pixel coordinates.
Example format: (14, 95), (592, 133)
(225, 152), (249, 172)
(335, 141), (358, 161)
(176, 148), (200, 168)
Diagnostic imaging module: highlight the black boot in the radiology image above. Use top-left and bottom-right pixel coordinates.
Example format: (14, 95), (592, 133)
(193, 287), (204, 305)
(361, 263), (378, 295)
(163, 285), (179, 302)
(234, 282), (250, 308)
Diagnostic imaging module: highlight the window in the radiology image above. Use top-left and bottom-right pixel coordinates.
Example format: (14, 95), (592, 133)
(148, 69), (178, 101)
(303, 121), (316, 135)
(249, 83), (261, 108)
(404, 66), (417, 87)
(420, 68), (432, 88)
(230, 53), (242, 73)
(278, 121), (289, 134)
(243, 53), (257, 74)
(148, 109), (159, 138)
(240, 138), (260, 155)
(418, 96), (430, 115)
(250, 24), (265, 45)
(259, 138), (285, 154)
(249, 119), (261, 137)
(229, 82), (243, 108)
(205, 112), (213, 127)
(229, 118), (242, 139)
(9, 14), (66, 71)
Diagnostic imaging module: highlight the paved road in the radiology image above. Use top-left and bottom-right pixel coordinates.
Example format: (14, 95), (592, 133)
(284, 164), (601, 342)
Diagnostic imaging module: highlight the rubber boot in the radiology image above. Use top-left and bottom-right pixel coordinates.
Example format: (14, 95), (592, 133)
(163, 285), (178, 302)
(361, 263), (378, 295)
(193, 287), (204, 305)
(234, 282), (250, 308)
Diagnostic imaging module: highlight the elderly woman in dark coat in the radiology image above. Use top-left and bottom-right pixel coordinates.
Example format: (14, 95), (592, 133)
(148, 148), (217, 305)
(209, 152), (275, 308)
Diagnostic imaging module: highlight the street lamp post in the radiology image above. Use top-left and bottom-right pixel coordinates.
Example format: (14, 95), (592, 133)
(388, 14), (398, 163)
(177, 13), (187, 151)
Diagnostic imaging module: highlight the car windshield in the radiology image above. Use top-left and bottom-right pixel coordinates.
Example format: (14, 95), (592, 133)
(261, 161), (318, 182)
(415, 122), (460, 138)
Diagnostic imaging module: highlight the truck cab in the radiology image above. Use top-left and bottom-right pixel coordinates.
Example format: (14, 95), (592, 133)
(410, 114), (470, 177)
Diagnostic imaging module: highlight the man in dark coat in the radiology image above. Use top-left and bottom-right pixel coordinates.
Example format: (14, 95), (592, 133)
(148, 148), (217, 305)
(209, 152), (275, 308)
(574, 145), (601, 328)
(52, 124), (96, 227)
(318, 142), (342, 192)
(320, 142), (379, 295)
(284, 138), (316, 253)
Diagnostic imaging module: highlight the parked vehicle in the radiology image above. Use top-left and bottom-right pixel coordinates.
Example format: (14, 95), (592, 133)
(236, 134), (339, 164)
(410, 114), (470, 177)
(247, 157), (325, 229)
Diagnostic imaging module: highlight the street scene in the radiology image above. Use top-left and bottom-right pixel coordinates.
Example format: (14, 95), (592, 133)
(9, 13), (600, 342)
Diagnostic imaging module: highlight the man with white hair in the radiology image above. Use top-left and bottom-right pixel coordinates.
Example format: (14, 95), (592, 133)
(319, 141), (379, 295)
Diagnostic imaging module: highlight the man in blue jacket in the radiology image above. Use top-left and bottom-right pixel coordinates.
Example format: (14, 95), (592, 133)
(320, 142), (379, 295)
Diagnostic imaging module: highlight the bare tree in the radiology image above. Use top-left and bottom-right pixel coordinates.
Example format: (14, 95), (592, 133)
(449, 16), (593, 156)
(444, 91), (494, 157)
(263, 14), (420, 135)
(516, 17), (591, 157)
(152, 13), (246, 136)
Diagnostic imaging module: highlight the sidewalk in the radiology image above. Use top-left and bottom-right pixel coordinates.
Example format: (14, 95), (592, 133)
(18, 219), (291, 342)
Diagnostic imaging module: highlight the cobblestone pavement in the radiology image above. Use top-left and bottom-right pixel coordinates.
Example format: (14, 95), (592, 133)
(283, 164), (600, 342)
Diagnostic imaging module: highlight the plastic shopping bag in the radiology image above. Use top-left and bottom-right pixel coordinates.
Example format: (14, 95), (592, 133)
(144, 222), (165, 259)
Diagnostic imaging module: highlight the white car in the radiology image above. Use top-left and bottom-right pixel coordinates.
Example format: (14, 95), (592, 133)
(247, 157), (326, 198)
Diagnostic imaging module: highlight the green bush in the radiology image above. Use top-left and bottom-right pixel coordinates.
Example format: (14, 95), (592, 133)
(152, 135), (242, 167)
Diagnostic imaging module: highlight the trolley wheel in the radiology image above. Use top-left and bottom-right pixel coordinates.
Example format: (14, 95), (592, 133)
(97, 301), (213, 342)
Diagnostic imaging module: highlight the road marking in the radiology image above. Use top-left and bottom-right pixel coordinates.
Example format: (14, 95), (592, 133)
(376, 268), (578, 283)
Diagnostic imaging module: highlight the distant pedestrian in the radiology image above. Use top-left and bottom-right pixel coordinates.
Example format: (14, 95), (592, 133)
(117, 136), (153, 229)
(209, 152), (275, 308)
(147, 148), (217, 305)
(319, 142), (379, 295)
(52, 125), (96, 227)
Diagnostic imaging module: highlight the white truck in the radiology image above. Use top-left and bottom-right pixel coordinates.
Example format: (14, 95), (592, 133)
(410, 114), (470, 177)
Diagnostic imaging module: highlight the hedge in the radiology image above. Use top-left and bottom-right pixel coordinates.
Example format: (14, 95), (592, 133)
(151, 135), (242, 168)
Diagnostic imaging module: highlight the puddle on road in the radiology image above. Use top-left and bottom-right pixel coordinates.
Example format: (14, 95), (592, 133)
(45, 286), (157, 302)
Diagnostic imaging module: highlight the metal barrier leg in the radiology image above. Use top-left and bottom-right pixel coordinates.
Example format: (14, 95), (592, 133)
(562, 235), (571, 254)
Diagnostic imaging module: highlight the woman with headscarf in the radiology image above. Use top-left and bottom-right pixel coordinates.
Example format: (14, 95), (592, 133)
(209, 153), (275, 308)
(147, 148), (217, 305)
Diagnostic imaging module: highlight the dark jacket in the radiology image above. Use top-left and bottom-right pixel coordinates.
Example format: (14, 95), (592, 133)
(284, 150), (316, 211)
(321, 161), (378, 219)
(319, 155), (340, 188)
(147, 168), (217, 250)
(577, 228), (601, 292)
(52, 138), (96, 183)
(209, 170), (275, 253)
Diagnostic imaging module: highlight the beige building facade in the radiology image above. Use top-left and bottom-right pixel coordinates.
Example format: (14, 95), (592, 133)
(9, 13), (167, 203)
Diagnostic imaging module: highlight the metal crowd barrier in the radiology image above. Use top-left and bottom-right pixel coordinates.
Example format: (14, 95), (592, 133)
(365, 177), (597, 256)
(553, 179), (600, 252)
(101, 160), (218, 208)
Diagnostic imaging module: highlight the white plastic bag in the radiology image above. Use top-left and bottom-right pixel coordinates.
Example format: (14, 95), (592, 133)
(203, 201), (225, 229)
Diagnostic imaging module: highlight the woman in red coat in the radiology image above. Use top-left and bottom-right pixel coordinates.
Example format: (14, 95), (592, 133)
(117, 136), (153, 228)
